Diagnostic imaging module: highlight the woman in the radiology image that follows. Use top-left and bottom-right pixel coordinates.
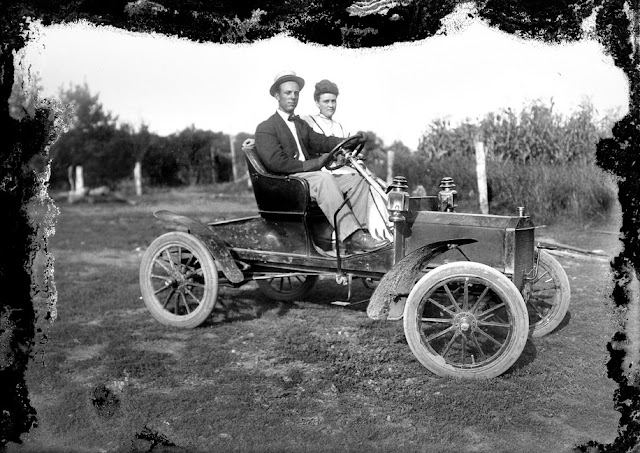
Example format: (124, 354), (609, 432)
(303, 80), (392, 242)
(303, 79), (346, 140)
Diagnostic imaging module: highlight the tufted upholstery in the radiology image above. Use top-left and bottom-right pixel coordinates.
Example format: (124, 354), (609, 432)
(242, 139), (314, 216)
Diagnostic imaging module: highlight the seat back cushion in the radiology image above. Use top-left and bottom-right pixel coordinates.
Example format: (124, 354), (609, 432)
(242, 141), (309, 215)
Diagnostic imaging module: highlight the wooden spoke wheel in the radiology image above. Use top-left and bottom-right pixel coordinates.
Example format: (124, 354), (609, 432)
(526, 250), (571, 337)
(140, 232), (218, 328)
(256, 274), (319, 301)
(403, 262), (529, 379)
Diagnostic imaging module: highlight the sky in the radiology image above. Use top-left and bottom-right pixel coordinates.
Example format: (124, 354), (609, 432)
(21, 6), (630, 150)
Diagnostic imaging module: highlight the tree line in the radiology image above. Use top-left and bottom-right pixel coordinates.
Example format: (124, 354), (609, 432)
(49, 83), (255, 189)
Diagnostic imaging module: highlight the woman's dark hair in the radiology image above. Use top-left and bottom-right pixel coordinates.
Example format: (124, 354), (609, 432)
(314, 79), (339, 101)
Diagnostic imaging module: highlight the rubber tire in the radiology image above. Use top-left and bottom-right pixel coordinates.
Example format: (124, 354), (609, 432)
(256, 275), (319, 301)
(528, 250), (571, 338)
(403, 262), (529, 379)
(140, 231), (218, 328)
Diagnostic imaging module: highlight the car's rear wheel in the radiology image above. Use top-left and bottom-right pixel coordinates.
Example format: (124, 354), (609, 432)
(140, 232), (218, 328)
(403, 262), (528, 379)
(256, 274), (319, 301)
(527, 250), (571, 337)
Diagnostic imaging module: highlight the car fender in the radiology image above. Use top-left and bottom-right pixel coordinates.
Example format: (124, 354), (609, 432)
(367, 238), (477, 320)
(153, 210), (244, 284)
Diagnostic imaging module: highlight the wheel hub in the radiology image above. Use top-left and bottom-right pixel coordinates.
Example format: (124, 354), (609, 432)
(453, 312), (477, 333)
(169, 270), (187, 288)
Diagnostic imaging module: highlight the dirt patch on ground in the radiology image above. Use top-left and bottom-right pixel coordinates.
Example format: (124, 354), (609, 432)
(53, 248), (144, 268)
(66, 343), (106, 362)
(134, 340), (187, 356)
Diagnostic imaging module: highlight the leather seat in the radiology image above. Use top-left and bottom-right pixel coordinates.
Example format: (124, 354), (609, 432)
(242, 139), (320, 217)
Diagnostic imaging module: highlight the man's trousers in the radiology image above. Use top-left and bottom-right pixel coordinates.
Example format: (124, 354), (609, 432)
(291, 169), (369, 241)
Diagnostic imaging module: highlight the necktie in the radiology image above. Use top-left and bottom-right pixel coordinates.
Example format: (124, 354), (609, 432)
(287, 114), (305, 159)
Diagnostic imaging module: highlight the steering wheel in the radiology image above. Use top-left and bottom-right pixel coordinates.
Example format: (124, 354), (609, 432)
(324, 134), (366, 171)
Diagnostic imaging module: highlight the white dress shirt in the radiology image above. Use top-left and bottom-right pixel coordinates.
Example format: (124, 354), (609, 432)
(276, 109), (305, 161)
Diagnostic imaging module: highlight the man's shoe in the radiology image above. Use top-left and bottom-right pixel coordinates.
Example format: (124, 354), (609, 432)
(344, 230), (390, 253)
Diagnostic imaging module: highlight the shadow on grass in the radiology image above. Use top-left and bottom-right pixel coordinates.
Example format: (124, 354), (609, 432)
(294, 278), (375, 313)
(504, 310), (572, 375)
(549, 310), (572, 335)
(201, 287), (299, 326)
(197, 278), (376, 328)
(505, 338), (538, 377)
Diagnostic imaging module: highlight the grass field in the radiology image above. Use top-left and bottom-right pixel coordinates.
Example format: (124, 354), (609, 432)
(8, 185), (624, 453)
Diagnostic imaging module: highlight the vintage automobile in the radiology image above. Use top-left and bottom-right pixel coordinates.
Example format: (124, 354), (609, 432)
(139, 135), (571, 379)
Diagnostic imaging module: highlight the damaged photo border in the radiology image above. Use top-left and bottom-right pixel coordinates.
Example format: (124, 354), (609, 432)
(3, 0), (640, 450)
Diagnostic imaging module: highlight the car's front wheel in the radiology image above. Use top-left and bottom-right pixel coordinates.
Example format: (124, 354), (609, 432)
(403, 262), (529, 379)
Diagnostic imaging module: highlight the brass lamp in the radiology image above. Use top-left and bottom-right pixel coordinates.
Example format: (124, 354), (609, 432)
(387, 176), (410, 217)
(386, 176), (410, 263)
(438, 177), (457, 212)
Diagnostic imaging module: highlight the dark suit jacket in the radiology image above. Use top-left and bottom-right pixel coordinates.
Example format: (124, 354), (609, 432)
(255, 112), (342, 175)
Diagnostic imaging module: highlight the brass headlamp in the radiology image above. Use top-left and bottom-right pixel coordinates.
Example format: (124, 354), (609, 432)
(386, 176), (410, 218)
(386, 176), (410, 263)
(438, 177), (457, 212)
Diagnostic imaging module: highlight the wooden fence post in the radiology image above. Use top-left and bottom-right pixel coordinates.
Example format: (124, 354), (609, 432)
(75, 165), (84, 196)
(229, 134), (238, 182)
(68, 165), (84, 203)
(209, 142), (218, 184)
(475, 141), (489, 214)
(386, 148), (394, 186)
(134, 161), (142, 196)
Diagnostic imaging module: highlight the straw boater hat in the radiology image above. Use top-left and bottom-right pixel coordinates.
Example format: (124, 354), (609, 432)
(269, 70), (305, 96)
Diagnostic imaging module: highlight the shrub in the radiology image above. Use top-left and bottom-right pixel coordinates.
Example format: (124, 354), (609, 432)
(398, 157), (618, 225)
(486, 161), (618, 225)
(394, 153), (478, 197)
(417, 100), (613, 165)
(141, 138), (182, 187)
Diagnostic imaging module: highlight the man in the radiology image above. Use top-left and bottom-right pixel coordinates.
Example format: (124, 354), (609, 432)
(254, 70), (388, 253)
